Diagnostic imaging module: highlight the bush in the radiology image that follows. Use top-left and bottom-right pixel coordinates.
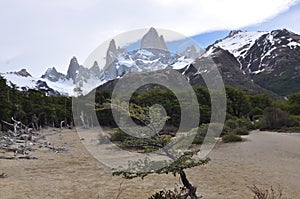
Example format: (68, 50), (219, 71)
(253, 115), (261, 121)
(225, 119), (238, 129)
(149, 186), (188, 199)
(236, 118), (254, 130)
(248, 185), (285, 199)
(110, 129), (129, 142)
(209, 123), (225, 137)
(222, 133), (242, 143)
(233, 127), (249, 135)
(260, 107), (289, 130)
(191, 128), (204, 145)
(191, 124), (223, 145)
(288, 115), (300, 127)
(225, 118), (255, 131)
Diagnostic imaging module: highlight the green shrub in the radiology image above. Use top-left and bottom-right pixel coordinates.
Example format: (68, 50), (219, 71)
(253, 115), (261, 121)
(225, 118), (255, 131)
(288, 115), (300, 127)
(209, 123), (225, 136)
(110, 128), (129, 142)
(236, 118), (254, 129)
(250, 107), (264, 116)
(191, 128), (204, 145)
(222, 133), (242, 143)
(225, 119), (238, 129)
(191, 124), (219, 145)
(233, 127), (249, 135)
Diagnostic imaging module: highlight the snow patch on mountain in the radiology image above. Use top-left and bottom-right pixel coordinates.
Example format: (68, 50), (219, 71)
(287, 41), (300, 49)
(212, 30), (268, 57)
(171, 56), (194, 69)
(2, 71), (75, 96)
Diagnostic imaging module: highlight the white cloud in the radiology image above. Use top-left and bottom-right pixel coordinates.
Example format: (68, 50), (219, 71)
(0, 0), (298, 76)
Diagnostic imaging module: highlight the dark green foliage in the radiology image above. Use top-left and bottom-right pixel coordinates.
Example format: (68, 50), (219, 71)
(285, 92), (300, 115)
(0, 76), (12, 122)
(95, 85), (212, 131)
(110, 128), (130, 142)
(222, 133), (242, 143)
(233, 127), (249, 135)
(226, 86), (250, 118)
(193, 85), (211, 123)
(254, 63), (300, 96)
(95, 85), (288, 133)
(225, 119), (238, 129)
(190, 122), (228, 145)
(224, 118), (251, 135)
(129, 88), (181, 129)
(0, 75), (72, 128)
(221, 118), (250, 143)
(288, 115), (300, 126)
(110, 128), (172, 152)
(249, 94), (271, 118)
(191, 127), (205, 145)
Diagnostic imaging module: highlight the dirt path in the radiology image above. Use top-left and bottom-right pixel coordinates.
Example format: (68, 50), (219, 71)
(0, 129), (299, 199)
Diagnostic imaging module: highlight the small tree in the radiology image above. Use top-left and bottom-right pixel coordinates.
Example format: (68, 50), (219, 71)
(98, 101), (210, 199)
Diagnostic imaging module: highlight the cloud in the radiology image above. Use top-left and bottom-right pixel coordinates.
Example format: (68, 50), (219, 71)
(246, 2), (300, 33)
(0, 0), (298, 76)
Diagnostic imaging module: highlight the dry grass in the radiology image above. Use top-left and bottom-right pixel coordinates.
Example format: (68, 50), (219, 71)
(248, 185), (290, 199)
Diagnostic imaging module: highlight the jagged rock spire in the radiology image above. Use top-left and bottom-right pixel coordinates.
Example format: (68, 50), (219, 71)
(140, 27), (168, 51)
(90, 61), (101, 77)
(66, 56), (80, 83)
(105, 39), (118, 68)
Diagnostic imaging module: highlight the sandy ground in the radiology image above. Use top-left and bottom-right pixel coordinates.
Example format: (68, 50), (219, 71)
(0, 129), (300, 199)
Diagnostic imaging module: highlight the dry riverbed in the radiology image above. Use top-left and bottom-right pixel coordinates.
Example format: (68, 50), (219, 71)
(0, 129), (299, 199)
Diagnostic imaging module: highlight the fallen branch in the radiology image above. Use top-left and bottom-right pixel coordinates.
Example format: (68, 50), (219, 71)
(0, 172), (8, 178)
(0, 156), (15, 160)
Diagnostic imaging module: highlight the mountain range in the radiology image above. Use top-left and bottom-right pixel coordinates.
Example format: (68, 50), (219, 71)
(1, 27), (300, 97)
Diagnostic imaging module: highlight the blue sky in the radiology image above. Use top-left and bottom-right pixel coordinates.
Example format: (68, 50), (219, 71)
(0, 0), (299, 76)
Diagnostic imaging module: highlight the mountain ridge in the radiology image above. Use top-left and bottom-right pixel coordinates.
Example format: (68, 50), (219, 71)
(206, 28), (300, 95)
(1, 27), (299, 97)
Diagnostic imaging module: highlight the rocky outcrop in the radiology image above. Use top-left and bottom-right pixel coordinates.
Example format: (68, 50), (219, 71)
(41, 67), (66, 82)
(15, 69), (32, 77)
(90, 61), (101, 78)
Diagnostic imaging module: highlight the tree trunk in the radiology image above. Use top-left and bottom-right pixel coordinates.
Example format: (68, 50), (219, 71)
(179, 169), (198, 199)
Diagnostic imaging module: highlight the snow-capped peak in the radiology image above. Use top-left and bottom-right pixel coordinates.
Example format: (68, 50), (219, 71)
(211, 30), (268, 58)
